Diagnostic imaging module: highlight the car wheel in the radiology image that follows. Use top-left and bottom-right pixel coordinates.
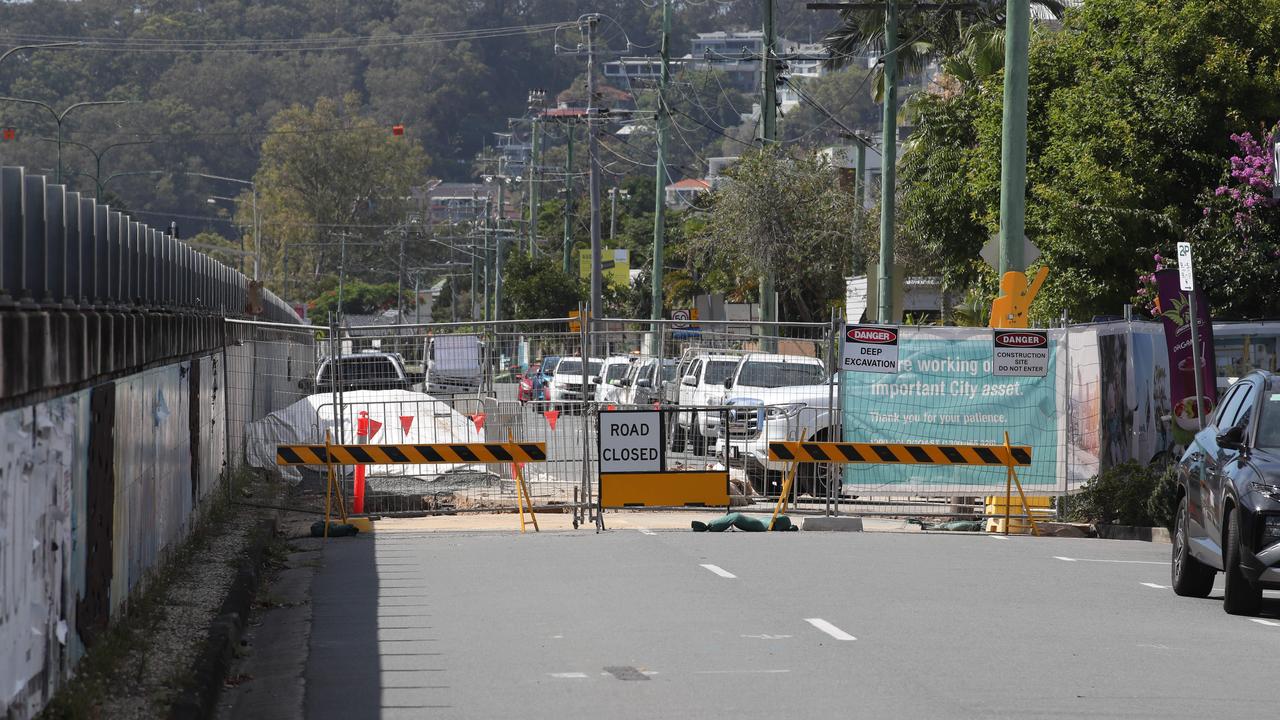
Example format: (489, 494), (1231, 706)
(1171, 495), (1215, 597)
(797, 461), (838, 500)
(1223, 506), (1263, 615)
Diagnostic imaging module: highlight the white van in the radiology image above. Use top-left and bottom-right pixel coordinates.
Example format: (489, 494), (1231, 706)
(424, 334), (482, 396)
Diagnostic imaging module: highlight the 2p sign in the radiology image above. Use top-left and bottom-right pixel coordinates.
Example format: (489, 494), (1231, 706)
(1177, 241), (1195, 292)
(993, 330), (1049, 377)
(841, 324), (899, 374)
(598, 409), (663, 473)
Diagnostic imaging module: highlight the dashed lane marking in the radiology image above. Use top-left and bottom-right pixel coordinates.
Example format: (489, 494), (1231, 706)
(701, 564), (736, 578)
(1053, 556), (1164, 565)
(1249, 618), (1280, 627)
(1141, 582), (1170, 589)
(804, 618), (856, 641)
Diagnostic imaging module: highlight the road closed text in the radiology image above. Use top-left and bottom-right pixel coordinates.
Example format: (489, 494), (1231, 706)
(598, 410), (664, 473)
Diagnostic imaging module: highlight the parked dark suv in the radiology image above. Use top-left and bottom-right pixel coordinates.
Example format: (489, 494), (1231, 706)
(1172, 370), (1280, 615)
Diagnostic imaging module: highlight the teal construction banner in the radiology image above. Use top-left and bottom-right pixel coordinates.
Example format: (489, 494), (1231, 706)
(840, 327), (1065, 493)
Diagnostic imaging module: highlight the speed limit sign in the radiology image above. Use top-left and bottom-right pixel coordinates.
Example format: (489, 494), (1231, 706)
(671, 309), (691, 329)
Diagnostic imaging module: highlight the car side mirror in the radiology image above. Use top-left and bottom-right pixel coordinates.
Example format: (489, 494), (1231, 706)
(682, 375), (698, 387)
(637, 378), (651, 388)
(591, 376), (602, 384)
(1218, 424), (1247, 450)
(723, 377), (733, 389)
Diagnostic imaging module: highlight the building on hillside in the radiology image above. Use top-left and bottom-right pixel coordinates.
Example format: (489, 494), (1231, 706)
(422, 181), (495, 225)
(664, 178), (711, 209)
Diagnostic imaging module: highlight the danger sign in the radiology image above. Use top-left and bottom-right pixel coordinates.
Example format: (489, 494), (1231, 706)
(598, 409), (663, 473)
(841, 324), (899, 374)
(993, 330), (1049, 377)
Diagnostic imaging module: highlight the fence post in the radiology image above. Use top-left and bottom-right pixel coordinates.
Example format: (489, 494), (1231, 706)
(827, 307), (844, 516)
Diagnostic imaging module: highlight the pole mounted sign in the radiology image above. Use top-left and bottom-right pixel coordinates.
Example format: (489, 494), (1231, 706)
(841, 324), (899, 373)
(992, 330), (1049, 377)
(1177, 241), (1194, 291)
(598, 409), (663, 473)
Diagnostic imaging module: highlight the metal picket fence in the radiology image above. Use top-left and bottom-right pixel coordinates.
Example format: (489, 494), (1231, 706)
(222, 311), (1177, 527)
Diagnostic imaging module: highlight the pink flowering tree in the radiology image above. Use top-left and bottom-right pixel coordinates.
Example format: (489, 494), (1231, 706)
(1135, 126), (1280, 319)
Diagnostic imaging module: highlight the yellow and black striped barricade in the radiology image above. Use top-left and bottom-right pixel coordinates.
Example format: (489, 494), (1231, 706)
(276, 441), (549, 533)
(276, 442), (548, 466)
(766, 441), (1031, 467)
(766, 436), (1040, 536)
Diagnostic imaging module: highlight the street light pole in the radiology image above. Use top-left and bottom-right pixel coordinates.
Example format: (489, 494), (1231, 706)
(37, 136), (153, 198)
(0, 97), (132, 184)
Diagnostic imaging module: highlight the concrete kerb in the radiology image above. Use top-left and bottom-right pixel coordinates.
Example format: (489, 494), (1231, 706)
(169, 517), (278, 720)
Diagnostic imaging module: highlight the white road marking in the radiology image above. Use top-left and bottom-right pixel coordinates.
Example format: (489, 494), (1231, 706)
(549, 672), (589, 679)
(988, 535), (1008, 540)
(701, 564), (736, 578)
(637, 528), (657, 536)
(1141, 582), (1170, 589)
(694, 669), (791, 675)
(1249, 618), (1280, 627)
(1053, 556), (1164, 565)
(804, 618), (856, 641)
(741, 634), (792, 640)
(1137, 643), (1170, 650)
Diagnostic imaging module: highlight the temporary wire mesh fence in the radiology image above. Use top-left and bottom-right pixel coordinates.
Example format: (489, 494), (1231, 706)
(220, 315), (1172, 526)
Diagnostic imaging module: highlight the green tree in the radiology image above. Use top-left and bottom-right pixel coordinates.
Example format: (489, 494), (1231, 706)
(309, 279), (409, 316)
(690, 147), (863, 322)
(251, 93), (430, 300)
(500, 250), (586, 320)
(898, 0), (1280, 321)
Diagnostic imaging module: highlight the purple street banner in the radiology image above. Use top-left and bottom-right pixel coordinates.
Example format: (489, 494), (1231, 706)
(1154, 268), (1217, 442)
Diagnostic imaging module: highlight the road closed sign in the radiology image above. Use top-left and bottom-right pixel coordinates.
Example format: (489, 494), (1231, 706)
(598, 409), (663, 473)
(993, 330), (1049, 377)
(841, 324), (900, 373)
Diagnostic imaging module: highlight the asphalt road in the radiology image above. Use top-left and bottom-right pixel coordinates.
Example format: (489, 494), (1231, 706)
(303, 528), (1280, 720)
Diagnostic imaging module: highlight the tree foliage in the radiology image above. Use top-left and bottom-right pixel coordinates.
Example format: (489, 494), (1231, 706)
(897, 0), (1280, 321)
(690, 147), (864, 322)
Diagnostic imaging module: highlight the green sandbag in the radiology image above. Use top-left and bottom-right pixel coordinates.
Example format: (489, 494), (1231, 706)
(310, 521), (360, 537)
(691, 512), (797, 532)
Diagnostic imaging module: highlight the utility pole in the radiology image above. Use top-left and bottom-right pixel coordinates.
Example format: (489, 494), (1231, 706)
(876, 0), (898, 324)
(483, 195), (493, 322)
(998, 0), (1030, 275)
(527, 114), (537, 252)
(760, 0), (779, 329)
(586, 14), (604, 326)
(609, 186), (618, 241)
(652, 0), (672, 333)
(494, 166), (507, 323)
(563, 127), (574, 274)
(396, 227), (406, 320)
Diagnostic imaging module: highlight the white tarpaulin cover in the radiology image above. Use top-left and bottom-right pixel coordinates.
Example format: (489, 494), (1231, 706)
(247, 389), (483, 482)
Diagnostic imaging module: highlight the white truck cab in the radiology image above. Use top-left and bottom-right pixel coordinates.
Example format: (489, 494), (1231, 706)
(672, 353), (743, 455)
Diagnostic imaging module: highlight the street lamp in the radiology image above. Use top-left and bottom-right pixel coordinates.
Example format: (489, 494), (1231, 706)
(38, 136), (153, 198)
(0, 42), (81, 68)
(0, 96), (133, 183)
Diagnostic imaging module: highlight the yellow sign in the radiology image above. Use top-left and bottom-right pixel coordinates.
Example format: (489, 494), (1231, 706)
(599, 471), (730, 508)
(989, 266), (1049, 329)
(579, 248), (631, 288)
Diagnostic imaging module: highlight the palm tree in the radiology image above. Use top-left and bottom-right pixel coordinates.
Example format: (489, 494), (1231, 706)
(822, 0), (1067, 100)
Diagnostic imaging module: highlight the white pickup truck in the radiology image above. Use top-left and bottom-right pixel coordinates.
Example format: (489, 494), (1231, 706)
(707, 354), (835, 497)
(672, 353), (742, 455)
